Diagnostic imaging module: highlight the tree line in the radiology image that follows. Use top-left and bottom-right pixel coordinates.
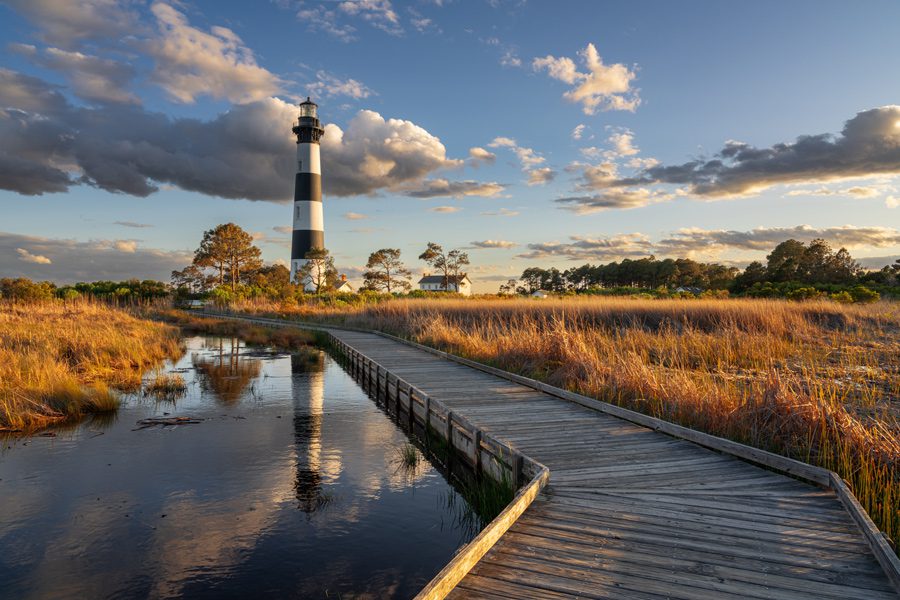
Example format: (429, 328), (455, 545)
(168, 222), (471, 299)
(507, 238), (898, 301)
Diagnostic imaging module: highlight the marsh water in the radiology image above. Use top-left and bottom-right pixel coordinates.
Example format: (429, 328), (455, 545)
(0, 336), (483, 599)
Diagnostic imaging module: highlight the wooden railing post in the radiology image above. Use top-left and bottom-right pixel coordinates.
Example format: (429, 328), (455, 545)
(446, 411), (454, 451)
(473, 430), (482, 474)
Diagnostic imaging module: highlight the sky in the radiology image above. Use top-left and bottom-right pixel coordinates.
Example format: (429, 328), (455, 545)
(1, 0), (899, 292)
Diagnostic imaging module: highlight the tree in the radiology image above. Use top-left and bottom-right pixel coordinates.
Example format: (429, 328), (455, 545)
(171, 264), (208, 294)
(192, 223), (262, 291)
(498, 279), (518, 295)
(766, 239), (806, 282)
(297, 247), (337, 293)
(418, 242), (470, 291)
(363, 248), (411, 293)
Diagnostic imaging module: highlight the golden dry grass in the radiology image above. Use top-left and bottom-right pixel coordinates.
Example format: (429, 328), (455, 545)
(0, 300), (183, 431)
(233, 295), (900, 544)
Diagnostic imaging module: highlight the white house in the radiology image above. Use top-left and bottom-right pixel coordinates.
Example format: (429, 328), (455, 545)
(335, 274), (354, 293)
(417, 274), (473, 296)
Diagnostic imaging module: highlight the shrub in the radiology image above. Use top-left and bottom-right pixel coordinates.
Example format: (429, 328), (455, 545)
(849, 285), (880, 304)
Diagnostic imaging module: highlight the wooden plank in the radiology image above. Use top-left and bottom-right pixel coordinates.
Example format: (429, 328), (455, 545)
(414, 466), (550, 600)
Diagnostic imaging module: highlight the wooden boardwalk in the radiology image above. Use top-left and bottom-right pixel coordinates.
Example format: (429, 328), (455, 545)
(208, 314), (899, 598)
(327, 330), (897, 600)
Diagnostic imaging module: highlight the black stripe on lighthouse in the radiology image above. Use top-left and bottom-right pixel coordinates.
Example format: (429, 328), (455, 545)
(291, 230), (325, 259)
(293, 173), (321, 202)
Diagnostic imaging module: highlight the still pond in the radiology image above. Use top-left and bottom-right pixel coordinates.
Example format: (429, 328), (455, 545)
(0, 335), (483, 599)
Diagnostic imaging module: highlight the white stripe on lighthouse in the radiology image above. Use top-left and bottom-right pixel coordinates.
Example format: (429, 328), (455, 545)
(293, 200), (324, 230)
(297, 142), (321, 175)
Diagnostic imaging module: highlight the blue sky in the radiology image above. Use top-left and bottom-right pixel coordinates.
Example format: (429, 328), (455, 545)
(1, 0), (898, 291)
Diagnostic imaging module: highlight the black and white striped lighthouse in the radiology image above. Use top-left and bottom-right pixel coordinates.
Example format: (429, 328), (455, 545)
(290, 98), (325, 288)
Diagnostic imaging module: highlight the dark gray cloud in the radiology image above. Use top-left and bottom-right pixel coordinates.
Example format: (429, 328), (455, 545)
(0, 70), (458, 200)
(518, 226), (900, 262)
(113, 221), (153, 228)
(0, 231), (192, 283)
(601, 106), (900, 198)
(402, 178), (506, 198)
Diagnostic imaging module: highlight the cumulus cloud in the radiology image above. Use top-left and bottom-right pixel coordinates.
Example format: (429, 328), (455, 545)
(343, 212), (369, 220)
(147, 3), (283, 104)
(470, 240), (516, 249)
(556, 188), (676, 213)
(23, 46), (139, 104)
(114, 221), (153, 228)
(3, 0), (141, 48)
(16, 247), (52, 264)
(0, 72), (457, 200)
(533, 43), (640, 114)
(610, 106), (900, 199)
(430, 206), (460, 213)
(322, 110), (462, 196)
(403, 178), (506, 198)
(527, 167), (556, 186)
(1, 231), (192, 282)
(307, 70), (373, 100)
(519, 226), (900, 262)
(469, 147), (496, 165)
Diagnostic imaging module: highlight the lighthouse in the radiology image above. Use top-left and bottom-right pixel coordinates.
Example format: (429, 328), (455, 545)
(290, 98), (325, 289)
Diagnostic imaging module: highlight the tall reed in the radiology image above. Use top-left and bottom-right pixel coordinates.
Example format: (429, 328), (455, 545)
(0, 300), (182, 431)
(233, 296), (900, 545)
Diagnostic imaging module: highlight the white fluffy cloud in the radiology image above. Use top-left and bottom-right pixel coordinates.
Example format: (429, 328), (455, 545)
(16, 247), (52, 264)
(147, 2), (283, 104)
(533, 43), (640, 114)
(470, 240), (516, 249)
(527, 167), (556, 186)
(469, 147), (497, 165)
(322, 110), (462, 197)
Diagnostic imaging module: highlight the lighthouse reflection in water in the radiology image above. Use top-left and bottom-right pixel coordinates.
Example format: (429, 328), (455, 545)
(0, 335), (478, 599)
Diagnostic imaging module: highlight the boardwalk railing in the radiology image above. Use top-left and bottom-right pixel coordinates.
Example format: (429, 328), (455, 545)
(199, 311), (900, 596)
(329, 335), (550, 599)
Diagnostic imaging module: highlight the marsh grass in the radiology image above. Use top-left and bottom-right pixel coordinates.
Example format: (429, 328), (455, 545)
(233, 295), (900, 546)
(395, 442), (420, 467)
(143, 371), (188, 400)
(1, 300), (183, 432)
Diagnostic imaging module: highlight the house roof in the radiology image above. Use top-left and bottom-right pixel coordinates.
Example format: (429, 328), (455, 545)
(418, 274), (469, 284)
